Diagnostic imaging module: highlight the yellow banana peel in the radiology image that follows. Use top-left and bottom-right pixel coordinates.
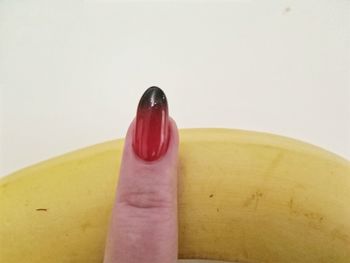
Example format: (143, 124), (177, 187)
(0, 129), (349, 262)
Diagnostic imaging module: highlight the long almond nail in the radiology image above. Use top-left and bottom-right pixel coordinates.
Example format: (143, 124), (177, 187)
(132, 86), (170, 161)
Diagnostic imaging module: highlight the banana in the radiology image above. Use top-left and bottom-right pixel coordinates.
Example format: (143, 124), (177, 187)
(1, 129), (349, 263)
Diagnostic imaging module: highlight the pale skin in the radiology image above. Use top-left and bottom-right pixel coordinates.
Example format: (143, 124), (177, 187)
(103, 119), (179, 263)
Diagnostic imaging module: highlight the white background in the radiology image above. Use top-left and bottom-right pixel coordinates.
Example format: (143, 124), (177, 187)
(1, 1), (349, 177)
(0, 1), (349, 262)
(1, 0), (349, 178)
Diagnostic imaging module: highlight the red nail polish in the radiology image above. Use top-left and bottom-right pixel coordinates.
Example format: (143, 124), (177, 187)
(133, 86), (170, 161)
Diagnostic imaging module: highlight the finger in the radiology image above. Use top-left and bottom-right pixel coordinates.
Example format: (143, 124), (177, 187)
(104, 87), (179, 263)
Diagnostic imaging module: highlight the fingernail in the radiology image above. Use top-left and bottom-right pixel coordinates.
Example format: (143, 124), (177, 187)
(133, 86), (170, 161)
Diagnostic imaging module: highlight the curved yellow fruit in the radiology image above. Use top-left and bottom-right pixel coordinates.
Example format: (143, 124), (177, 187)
(1, 129), (350, 262)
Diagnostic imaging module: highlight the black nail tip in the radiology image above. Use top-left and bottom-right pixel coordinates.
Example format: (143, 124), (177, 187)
(138, 86), (168, 109)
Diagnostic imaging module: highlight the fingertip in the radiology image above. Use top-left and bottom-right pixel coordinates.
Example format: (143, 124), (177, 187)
(104, 117), (179, 263)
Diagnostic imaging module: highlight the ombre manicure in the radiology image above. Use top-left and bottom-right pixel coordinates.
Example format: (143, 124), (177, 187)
(132, 87), (170, 161)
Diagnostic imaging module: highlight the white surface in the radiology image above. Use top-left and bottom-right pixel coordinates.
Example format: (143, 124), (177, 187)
(1, 0), (350, 180)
